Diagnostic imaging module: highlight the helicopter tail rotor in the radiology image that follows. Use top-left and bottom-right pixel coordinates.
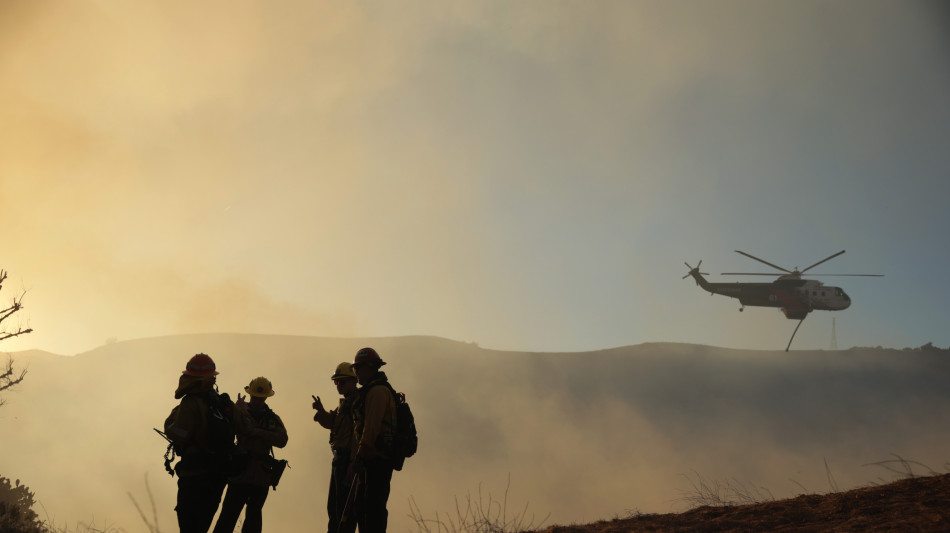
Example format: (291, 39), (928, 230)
(683, 261), (709, 281)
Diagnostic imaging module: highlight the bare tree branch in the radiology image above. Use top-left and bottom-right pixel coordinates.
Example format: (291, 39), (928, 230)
(0, 269), (32, 339)
(0, 356), (27, 405)
(0, 327), (34, 342)
(0, 268), (33, 406)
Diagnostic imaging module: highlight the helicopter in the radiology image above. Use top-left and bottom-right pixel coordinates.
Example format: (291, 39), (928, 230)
(684, 250), (882, 351)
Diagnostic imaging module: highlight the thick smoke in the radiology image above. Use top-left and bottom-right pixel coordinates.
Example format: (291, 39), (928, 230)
(3, 335), (950, 531)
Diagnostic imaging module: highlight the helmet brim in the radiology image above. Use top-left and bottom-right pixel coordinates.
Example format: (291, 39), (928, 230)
(182, 369), (219, 376)
(245, 385), (275, 398)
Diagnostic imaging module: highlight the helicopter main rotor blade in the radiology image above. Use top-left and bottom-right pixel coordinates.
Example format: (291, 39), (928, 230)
(734, 250), (791, 273)
(800, 250), (846, 274)
(798, 273), (884, 277)
(722, 272), (883, 277)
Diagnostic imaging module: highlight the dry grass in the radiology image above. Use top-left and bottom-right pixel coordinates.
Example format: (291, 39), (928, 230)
(674, 471), (775, 509)
(409, 475), (549, 533)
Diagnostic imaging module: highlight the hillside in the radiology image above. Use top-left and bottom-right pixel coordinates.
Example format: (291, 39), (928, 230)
(539, 473), (950, 532)
(4, 334), (950, 532)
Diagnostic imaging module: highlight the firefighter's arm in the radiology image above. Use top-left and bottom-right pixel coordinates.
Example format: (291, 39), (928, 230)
(163, 407), (182, 441)
(165, 400), (198, 446)
(231, 400), (255, 436)
(313, 396), (336, 429)
(267, 413), (289, 448)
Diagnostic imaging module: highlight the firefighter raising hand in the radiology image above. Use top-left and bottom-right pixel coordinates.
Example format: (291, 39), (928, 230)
(312, 394), (324, 412)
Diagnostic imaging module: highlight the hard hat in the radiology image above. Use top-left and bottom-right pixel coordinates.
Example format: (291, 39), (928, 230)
(352, 347), (385, 368)
(331, 362), (357, 381)
(183, 353), (219, 376)
(245, 376), (276, 398)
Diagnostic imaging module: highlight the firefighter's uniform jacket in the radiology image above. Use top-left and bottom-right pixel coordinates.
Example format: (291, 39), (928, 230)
(230, 402), (288, 487)
(353, 372), (397, 461)
(329, 395), (356, 457)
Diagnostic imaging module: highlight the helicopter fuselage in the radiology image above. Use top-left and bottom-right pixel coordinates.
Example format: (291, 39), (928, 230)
(687, 271), (851, 319)
(683, 250), (880, 351)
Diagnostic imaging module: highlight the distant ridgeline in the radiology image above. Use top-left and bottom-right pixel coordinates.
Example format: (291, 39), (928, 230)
(852, 342), (949, 352)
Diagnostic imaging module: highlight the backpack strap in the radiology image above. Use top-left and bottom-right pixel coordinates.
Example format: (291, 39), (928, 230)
(353, 380), (399, 447)
(362, 380), (400, 401)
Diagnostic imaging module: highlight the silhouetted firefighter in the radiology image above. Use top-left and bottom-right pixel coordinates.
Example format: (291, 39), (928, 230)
(313, 362), (360, 533)
(164, 353), (242, 533)
(350, 346), (419, 533)
(213, 376), (289, 533)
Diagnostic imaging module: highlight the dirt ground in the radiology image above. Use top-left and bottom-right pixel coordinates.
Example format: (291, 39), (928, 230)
(534, 473), (950, 532)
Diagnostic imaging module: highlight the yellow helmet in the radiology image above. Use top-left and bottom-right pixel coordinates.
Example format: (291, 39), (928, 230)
(245, 376), (275, 398)
(331, 362), (357, 381)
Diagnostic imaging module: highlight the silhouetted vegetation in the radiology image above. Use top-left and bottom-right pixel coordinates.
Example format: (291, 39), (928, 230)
(0, 357), (27, 408)
(675, 471), (776, 508)
(907, 342), (948, 352)
(0, 269), (32, 407)
(0, 476), (44, 533)
(863, 454), (950, 484)
(409, 476), (549, 533)
(0, 473), (144, 533)
(851, 342), (949, 352)
(674, 455), (950, 513)
(127, 474), (163, 533)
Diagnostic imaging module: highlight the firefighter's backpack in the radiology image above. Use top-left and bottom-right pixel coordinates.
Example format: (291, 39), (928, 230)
(364, 381), (418, 471)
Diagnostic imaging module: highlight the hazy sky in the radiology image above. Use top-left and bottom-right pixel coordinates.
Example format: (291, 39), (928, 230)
(2, 1), (949, 355)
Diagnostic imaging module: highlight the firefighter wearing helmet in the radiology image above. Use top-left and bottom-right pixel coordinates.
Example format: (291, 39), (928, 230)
(350, 347), (398, 533)
(164, 353), (245, 533)
(212, 376), (288, 533)
(313, 362), (359, 533)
